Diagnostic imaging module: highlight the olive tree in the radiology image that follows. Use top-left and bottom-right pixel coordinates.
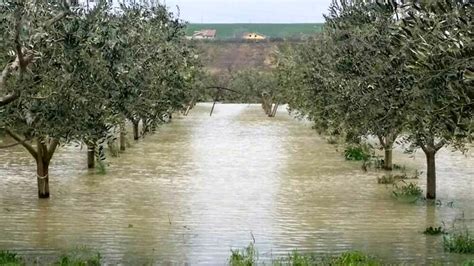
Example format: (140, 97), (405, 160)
(277, 0), (412, 170)
(394, 0), (473, 199)
(1, 1), (126, 198)
(104, 4), (196, 141)
(1, 1), (204, 198)
(229, 69), (280, 117)
(322, 0), (410, 170)
(0, 1), (72, 198)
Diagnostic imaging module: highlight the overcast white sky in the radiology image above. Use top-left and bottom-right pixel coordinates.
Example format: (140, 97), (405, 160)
(162, 0), (333, 23)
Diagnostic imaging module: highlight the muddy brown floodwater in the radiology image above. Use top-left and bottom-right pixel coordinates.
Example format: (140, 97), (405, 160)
(0, 103), (473, 264)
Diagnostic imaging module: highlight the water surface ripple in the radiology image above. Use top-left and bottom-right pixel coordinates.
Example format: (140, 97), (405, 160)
(0, 103), (473, 264)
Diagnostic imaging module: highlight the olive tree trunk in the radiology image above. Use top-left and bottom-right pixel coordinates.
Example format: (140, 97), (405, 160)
(425, 150), (437, 199)
(261, 96), (272, 116)
(120, 124), (126, 151)
(384, 148), (393, 171)
(270, 102), (279, 117)
(133, 120), (140, 140)
(141, 117), (151, 136)
(35, 139), (58, 198)
(6, 130), (58, 199)
(421, 140), (444, 200)
(378, 135), (397, 171)
(36, 153), (50, 198)
(184, 98), (195, 116)
(87, 144), (95, 169)
(265, 102), (272, 116)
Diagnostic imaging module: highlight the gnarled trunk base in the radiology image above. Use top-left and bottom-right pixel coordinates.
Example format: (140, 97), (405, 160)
(37, 160), (50, 199)
(120, 129), (126, 151)
(87, 145), (95, 169)
(426, 151), (436, 199)
(270, 103), (279, 117)
(133, 121), (139, 140)
(383, 149), (393, 171)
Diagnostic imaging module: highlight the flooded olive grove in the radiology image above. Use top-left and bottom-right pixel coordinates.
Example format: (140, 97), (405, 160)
(1, 104), (473, 264)
(1, 0), (473, 264)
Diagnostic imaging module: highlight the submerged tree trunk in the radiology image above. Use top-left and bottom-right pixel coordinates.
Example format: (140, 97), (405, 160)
(184, 99), (195, 116)
(270, 102), (279, 117)
(120, 126), (126, 152)
(36, 140), (53, 199)
(36, 161), (49, 199)
(142, 117), (151, 136)
(378, 135), (396, 171)
(266, 102), (272, 115)
(133, 120), (140, 140)
(384, 148), (393, 171)
(421, 139), (444, 200)
(5, 129), (58, 199)
(261, 96), (267, 114)
(425, 150), (437, 199)
(261, 96), (272, 116)
(87, 144), (95, 169)
(36, 158), (50, 199)
(184, 105), (192, 116)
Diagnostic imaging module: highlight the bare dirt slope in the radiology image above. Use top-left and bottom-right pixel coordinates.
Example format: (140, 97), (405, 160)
(196, 41), (278, 74)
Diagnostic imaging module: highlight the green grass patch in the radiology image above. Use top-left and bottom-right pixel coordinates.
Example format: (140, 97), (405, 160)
(344, 144), (373, 161)
(392, 181), (423, 203)
(463, 259), (474, 266)
(56, 253), (101, 266)
(273, 251), (319, 265)
(229, 242), (258, 266)
(328, 251), (379, 265)
(95, 160), (107, 175)
(229, 243), (379, 265)
(443, 230), (474, 254)
(186, 23), (324, 40)
(0, 248), (101, 266)
(56, 247), (101, 266)
(423, 226), (446, 235)
(0, 251), (22, 266)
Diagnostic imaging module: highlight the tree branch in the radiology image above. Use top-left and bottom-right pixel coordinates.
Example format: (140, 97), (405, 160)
(46, 139), (60, 162)
(38, 139), (48, 161)
(0, 51), (34, 107)
(45, 11), (69, 28)
(4, 128), (38, 159)
(0, 61), (11, 92)
(45, 0), (70, 28)
(377, 134), (386, 147)
(419, 142), (428, 153)
(1, 3), (67, 106)
(0, 142), (21, 149)
(435, 140), (446, 151)
(14, 8), (25, 71)
(0, 91), (19, 107)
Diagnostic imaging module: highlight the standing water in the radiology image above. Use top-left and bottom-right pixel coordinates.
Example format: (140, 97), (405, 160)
(0, 104), (473, 264)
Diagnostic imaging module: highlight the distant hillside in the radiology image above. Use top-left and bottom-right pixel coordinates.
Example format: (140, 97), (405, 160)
(186, 23), (323, 39)
(196, 42), (277, 74)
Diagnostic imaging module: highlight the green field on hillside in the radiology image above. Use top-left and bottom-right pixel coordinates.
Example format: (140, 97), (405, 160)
(186, 23), (324, 39)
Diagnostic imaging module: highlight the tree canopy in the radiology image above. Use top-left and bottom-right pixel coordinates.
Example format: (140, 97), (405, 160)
(276, 0), (473, 198)
(0, 0), (201, 198)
